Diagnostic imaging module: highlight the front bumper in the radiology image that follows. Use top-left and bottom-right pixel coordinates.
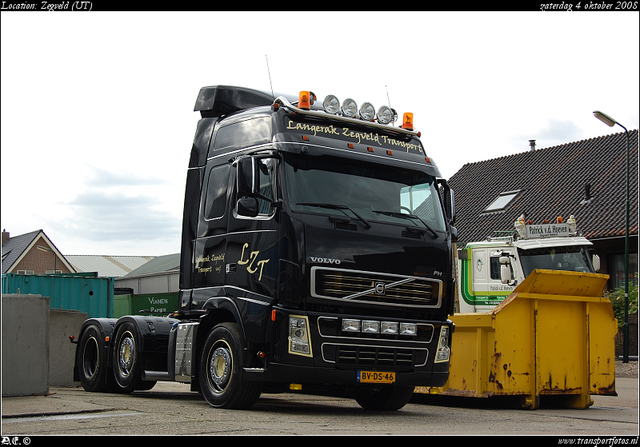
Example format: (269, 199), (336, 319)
(245, 309), (452, 387)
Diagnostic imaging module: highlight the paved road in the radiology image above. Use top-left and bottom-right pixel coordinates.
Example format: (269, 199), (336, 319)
(2, 378), (638, 437)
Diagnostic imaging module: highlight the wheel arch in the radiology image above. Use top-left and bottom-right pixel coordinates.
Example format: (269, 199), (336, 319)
(195, 297), (247, 374)
(73, 318), (117, 381)
(111, 315), (179, 354)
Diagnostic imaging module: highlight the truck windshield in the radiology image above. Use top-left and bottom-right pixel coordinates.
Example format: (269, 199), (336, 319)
(519, 246), (594, 277)
(283, 153), (446, 232)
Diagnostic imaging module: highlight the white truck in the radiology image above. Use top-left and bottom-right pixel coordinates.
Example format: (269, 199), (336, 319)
(456, 214), (601, 313)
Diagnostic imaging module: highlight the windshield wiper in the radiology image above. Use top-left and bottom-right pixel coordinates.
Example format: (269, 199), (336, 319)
(296, 202), (371, 228)
(372, 210), (438, 238)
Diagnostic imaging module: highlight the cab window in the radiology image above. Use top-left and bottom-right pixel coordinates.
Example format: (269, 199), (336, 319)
(204, 165), (230, 220)
(213, 117), (271, 151)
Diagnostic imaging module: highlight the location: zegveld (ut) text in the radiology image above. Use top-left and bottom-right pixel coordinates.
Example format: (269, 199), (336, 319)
(1, 1), (92, 10)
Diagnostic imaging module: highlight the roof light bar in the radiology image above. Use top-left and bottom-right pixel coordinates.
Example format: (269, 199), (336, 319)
(273, 93), (419, 137)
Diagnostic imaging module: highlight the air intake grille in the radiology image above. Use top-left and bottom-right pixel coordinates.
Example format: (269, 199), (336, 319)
(321, 343), (428, 369)
(311, 267), (441, 308)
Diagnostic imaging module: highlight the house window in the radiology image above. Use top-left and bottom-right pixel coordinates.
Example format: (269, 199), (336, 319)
(611, 253), (638, 289)
(16, 270), (34, 275)
(483, 190), (520, 213)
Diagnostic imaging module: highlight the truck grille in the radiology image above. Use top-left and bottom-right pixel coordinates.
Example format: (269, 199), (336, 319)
(321, 343), (428, 369)
(311, 267), (441, 308)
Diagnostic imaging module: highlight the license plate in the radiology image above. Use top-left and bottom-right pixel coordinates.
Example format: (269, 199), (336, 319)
(358, 371), (396, 384)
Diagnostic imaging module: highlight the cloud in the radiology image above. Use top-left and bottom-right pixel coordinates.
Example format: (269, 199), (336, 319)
(45, 166), (181, 250)
(536, 119), (585, 144)
(67, 192), (180, 240)
(508, 118), (587, 153)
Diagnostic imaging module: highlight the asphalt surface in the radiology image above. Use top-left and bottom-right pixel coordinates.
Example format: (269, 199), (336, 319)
(2, 370), (638, 437)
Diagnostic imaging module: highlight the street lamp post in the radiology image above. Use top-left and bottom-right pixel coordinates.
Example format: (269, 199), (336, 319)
(593, 110), (630, 364)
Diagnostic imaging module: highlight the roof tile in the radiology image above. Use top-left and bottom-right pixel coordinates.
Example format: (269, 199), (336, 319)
(448, 130), (638, 245)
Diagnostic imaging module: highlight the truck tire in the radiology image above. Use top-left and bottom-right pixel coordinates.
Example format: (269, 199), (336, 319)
(111, 321), (147, 393)
(353, 384), (415, 411)
(77, 324), (116, 392)
(199, 322), (262, 409)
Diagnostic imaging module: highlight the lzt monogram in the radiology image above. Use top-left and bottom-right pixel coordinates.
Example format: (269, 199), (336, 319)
(238, 243), (270, 281)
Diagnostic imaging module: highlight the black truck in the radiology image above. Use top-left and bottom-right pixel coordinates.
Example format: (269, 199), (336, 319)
(73, 86), (457, 411)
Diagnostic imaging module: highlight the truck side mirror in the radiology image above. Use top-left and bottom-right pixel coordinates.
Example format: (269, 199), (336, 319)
(443, 183), (456, 225)
(237, 196), (259, 217)
(237, 157), (258, 196)
(592, 254), (601, 272)
(499, 256), (512, 284)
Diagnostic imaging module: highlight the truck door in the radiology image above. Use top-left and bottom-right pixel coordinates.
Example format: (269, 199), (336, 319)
(470, 247), (515, 311)
(471, 248), (488, 308)
(225, 155), (279, 303)
(193, 163), (231, 292)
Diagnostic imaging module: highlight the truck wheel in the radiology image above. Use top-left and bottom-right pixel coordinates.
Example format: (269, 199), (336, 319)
(111, 322), (144, 392)
(353, 384), (415, 411)
(77, 324), (115, 392)
(199, 322), (262, 409)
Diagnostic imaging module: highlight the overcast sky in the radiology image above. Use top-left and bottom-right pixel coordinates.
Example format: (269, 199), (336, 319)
(1, 10), (638, 257)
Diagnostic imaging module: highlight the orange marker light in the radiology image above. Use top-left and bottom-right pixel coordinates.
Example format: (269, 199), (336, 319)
(298, 91), (316, 110)
(299, 91), (311, 110)
(271, 309), (277, 321)
(402, 112), (414, 130)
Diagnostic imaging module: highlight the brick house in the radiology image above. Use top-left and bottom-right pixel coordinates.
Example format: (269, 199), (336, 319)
(447, 129), (638, 292)
(1, 229), (76, 275)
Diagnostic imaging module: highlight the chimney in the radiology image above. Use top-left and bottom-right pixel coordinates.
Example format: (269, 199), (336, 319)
(529, 140), (536, 151)
(2, 229), (9, 246)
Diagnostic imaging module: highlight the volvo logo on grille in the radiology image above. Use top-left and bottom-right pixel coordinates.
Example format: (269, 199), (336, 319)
(374, 282), (386, 295)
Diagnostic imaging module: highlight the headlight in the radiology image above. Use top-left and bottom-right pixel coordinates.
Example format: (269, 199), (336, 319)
(341, 318), (361, 332)
(381, 321), (399, 334)
(434, 326), (450, 363)
(362, 320), (380, 334)
(358, 102), (376, 121)
(323, 95), (341, 114)
(377, 105), (397, 124)
(341, 98), (358, 118)
(399, 322), (417, 336)
(288, 315), (313, 357)
(340, 319), (418, 337)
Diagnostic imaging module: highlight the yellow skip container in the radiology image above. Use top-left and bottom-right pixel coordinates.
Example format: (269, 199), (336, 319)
(418, 269), (617, 409)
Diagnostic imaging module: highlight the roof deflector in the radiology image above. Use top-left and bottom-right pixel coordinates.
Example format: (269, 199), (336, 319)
(194, 85), (295, 118)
